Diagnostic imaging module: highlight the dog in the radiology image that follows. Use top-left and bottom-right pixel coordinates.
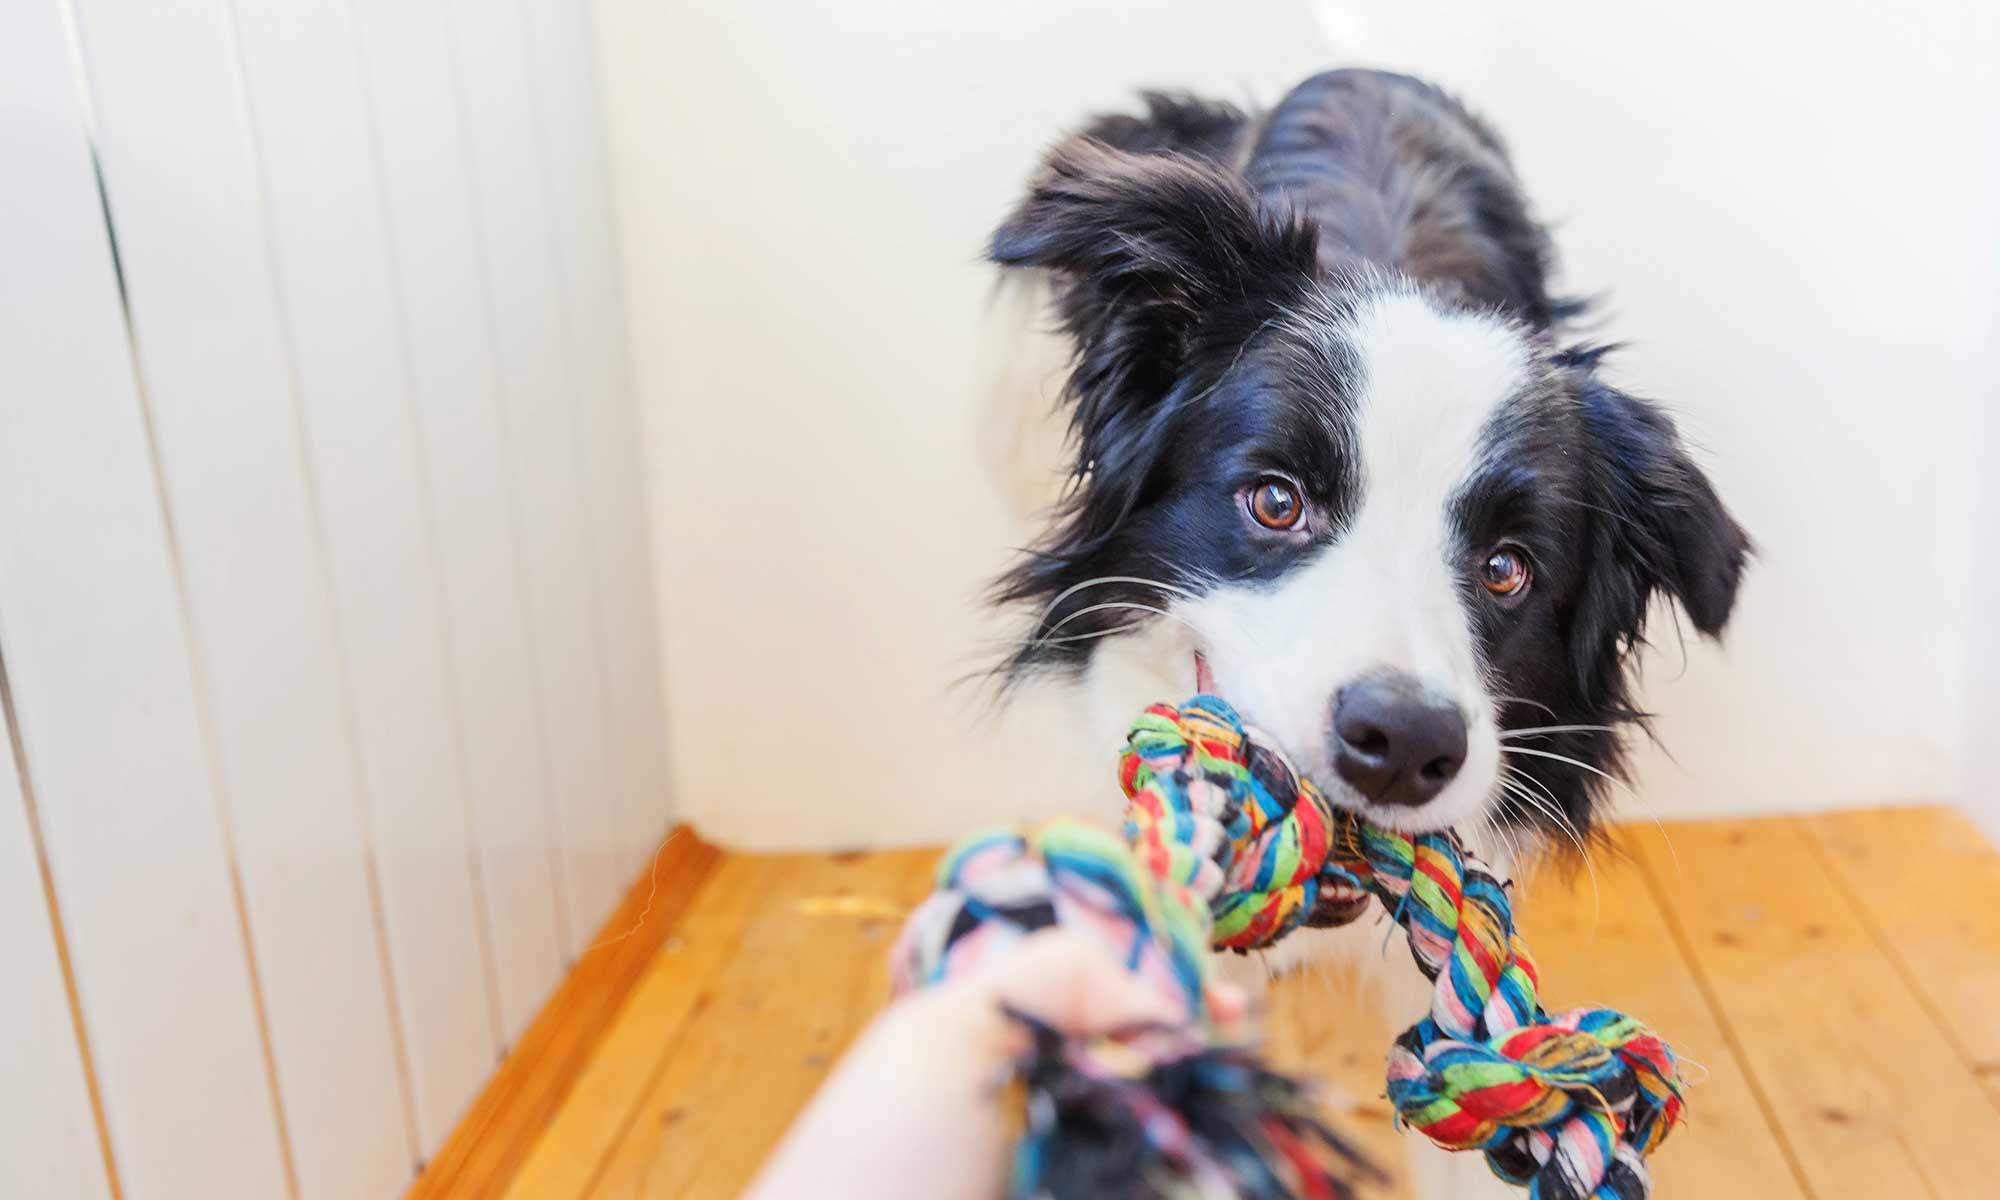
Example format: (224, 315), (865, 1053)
(985, 69), (1749, 1196)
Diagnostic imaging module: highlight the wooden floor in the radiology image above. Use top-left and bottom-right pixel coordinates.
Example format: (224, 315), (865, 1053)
(482, 808), (2000, 1199)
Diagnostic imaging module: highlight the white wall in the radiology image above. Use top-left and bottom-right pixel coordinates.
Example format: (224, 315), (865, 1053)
(1973, 87), (2000, 846)
(0, 0), (666, 1194)
(598, 0), (2000, 850)
(1424, 1), (1997, 833)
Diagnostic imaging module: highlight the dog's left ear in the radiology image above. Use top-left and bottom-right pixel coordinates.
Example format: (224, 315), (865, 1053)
(988, 139), (1319, 464)
(1569, 360), (1750, 681)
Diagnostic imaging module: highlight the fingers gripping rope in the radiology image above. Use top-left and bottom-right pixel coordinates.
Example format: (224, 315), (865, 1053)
(891, 825), (1365, 1198)
(892, 695), (1683, 1199)
(891, 699), (1368, 1198)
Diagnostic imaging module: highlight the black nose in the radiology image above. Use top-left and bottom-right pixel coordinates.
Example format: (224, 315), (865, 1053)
(1330, 673), (1468, 808)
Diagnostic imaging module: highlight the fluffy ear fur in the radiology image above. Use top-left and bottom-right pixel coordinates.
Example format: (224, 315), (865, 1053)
(988, 139), (1321, 475)
(1565, 350), (1751, 702)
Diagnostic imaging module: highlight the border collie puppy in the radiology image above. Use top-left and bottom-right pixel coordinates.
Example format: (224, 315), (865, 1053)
(988, 70), (1748, 1195)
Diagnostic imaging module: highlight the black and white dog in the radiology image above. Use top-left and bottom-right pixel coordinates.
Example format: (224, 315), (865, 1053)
(988, 70), (1748, 1195)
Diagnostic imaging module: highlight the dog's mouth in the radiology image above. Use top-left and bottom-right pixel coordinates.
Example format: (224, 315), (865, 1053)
(1193, 650), (1485, 837)
(1193, 649), (1218, 694)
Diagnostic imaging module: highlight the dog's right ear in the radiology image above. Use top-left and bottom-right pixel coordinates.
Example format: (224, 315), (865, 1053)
(989, 139), (1319, 459)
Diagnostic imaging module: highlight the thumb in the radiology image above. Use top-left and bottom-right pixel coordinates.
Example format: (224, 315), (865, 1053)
(983, 928), (1189, 1037)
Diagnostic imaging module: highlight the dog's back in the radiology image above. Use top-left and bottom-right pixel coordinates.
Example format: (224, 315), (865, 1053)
(1078, 70), (1570, 328)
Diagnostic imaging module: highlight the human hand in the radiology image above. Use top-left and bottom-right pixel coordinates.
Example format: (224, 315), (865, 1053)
(744, 927), (1239, 1200)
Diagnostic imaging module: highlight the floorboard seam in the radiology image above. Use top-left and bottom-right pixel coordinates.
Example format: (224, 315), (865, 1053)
(1628, 827), (1818, 1199)
(1794, 815), (2000, 1122)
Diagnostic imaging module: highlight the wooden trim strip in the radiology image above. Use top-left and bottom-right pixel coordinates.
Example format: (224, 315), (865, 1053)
(408, 826), (723, 1199)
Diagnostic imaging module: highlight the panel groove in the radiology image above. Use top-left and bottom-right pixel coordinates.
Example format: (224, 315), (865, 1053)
(67, 0), (430, 1189)
(55, 6), (304, 1187)
(511, 0), (631, 878)
(5, 1), (299, 1188)
(440, 0), (627, 948)
(521, 0), (674, 861)
(339, 0), (510, 1056)
(435, 0), (580, 960)
(113, 231), (306, 1200)
(0, 644), (122, 1199)
(107, 138), (309, 1200)
(216, 0), (426, 1166)
(346, 0), (576, 1044)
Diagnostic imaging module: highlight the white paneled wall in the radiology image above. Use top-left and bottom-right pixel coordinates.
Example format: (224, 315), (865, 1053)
(0, 697), (110, 1199)
(0, 0), (668, 1195)
(600, 0), (1998, 850)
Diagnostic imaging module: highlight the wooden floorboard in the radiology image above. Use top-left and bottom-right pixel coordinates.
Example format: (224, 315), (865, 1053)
(1628, 814), (2000, 1199)
(467, 808), (2000, 1200)
(504, 857), (771, 1199)
(583, 849), (939, 1200)
(1262, 948), (1415, 1198)
(407, 827), (721, 1200)
(1517, 838), (1809, 1199)
(1802, 806), (2000, 1109)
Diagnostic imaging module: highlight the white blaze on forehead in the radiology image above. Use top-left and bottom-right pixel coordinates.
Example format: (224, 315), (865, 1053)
(1173, 288), (1531, 833)
(1345, 290), (1531, 534)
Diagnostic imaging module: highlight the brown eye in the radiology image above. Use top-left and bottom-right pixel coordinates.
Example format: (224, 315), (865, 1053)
(1247, 478), (1304, 531)
(1480, 546), (1531, 598)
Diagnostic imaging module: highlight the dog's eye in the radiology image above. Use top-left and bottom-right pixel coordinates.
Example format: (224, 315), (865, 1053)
(1480, 545), (1532, 598)
(1247, 478), (1304, 531)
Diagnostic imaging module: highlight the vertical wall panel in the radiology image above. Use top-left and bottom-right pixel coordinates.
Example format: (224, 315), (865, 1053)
(6, 0), (662, 1189)
(522, 0), (674, 861)
(227, 0), (501, 1154)
(0, 0), (289, 1192)
(349, 0), (571, 1043)
(446, 0), (627, 941)
(68, 0), (414, 1194)
(0, 675), (110, 1198)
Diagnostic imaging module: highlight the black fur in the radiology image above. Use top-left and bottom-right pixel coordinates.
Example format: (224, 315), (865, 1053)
(990, 70), (1749, 841)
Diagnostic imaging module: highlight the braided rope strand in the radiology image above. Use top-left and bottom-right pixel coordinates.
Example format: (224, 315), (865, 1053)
(1127, 696), (1685, 1199)
(892, 693), (1683, 1198)
(891, 759), (1364, 1195)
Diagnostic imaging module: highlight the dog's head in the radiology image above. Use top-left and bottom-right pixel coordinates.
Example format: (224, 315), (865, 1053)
(992, 141), (1748, 842)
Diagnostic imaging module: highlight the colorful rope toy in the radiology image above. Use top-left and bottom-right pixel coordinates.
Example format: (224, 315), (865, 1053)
(893, 694), (1684, 1200)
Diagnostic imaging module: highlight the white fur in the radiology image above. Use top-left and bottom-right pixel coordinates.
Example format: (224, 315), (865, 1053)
(1014, 289), (1537, 1200)
(1038, 288), (1532, 834)
(1189, 289), (1525, 835)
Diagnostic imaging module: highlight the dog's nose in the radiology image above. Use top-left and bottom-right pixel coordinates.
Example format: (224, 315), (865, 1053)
(1330, 673), (1468, 807)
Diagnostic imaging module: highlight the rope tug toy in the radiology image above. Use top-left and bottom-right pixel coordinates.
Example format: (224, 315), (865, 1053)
(892, 694), (1684, 1200)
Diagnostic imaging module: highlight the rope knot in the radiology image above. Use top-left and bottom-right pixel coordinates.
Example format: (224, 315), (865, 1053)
(1118, 695), (1357, 949)
(892, 694), (1684, 1198)
(1135, 697), (1687, 1199)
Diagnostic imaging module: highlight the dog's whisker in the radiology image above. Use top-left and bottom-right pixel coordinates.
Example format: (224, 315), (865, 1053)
(1500, 763), (1564, 810)
(1033, 574), (1203, 625)
(1472, 806), (1524, 874)
(1497, 772), (1599, 922)
(1488, 693), (1561, 719)
(1498, 766), (1572, 834)
(1494, 812), (1529, 869)
(1497, 745), (1626, 786)
(1519, 750), (1686, 879)
(1499, 765), (1606, 887)
(1025, 572), (1266, 659)
(1498, 724), (1620, 740)
(1500, 745), (1655, 829)
(1033, 599), (1172, 641)
(1027, 621), (1153, 648)
(1031, 600), (1213, 651)
(1501, 750), (1685, 884)
(1497, 777), (1586, 872)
